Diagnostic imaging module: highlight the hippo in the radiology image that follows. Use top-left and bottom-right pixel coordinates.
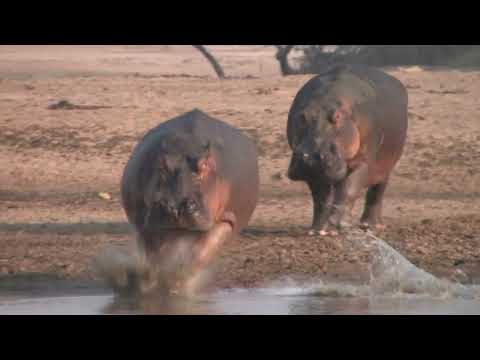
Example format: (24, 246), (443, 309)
(121, 109), (259, 292)
(287, 64), (408, 235)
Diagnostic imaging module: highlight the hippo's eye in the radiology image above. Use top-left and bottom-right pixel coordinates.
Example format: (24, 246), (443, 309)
(186, 156), (198, 172)
(329, 111), (340, 125)
(199, 161), (208, 171)
(299, 114), (308, 126)
(156, 171), (167, 184)
(330, 143), (337, 155)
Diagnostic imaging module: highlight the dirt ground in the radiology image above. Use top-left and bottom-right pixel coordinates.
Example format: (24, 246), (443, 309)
(1, 45), (480, 291)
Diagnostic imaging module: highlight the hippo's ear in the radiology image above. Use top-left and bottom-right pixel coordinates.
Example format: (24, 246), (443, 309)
(203, 137), (224, 151)
(204, 140), (212, 151)
(331, 109), (343, 127)
(197, 141), (217, 179)
(331, 105), (353, 127)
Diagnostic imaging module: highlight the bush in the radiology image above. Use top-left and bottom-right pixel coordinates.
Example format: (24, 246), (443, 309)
(297, 45), (480, 73)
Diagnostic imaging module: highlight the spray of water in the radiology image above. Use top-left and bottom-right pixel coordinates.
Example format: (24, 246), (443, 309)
(259, 229), (480, 300)
(92, 235), (213, 297)
(93, 228), (479, 302)
(361, 231), (480, 300)
(260, 279), (369, 298)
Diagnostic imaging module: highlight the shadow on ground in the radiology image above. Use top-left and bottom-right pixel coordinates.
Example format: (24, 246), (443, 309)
(0, 222), (132, 235)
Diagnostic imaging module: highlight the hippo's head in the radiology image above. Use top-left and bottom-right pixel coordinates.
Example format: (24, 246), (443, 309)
(142, 135), (221, 232)
(288, 99), (360, 183)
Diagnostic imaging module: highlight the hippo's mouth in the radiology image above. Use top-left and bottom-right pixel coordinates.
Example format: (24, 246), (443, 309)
(321, 161), (348, 182)
(174, 217), (234, 234)
(288, 154), (348, 183)
(143, 205), (216, 233)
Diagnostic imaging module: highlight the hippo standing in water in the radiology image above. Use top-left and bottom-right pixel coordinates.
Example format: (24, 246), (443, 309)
(287, 65), (408, 235)
(121, 109), (259, 293)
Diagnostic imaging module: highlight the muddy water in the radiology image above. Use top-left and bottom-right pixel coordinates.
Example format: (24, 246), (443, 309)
(1, 232), (479, 315)
(1, 288), (480, 315)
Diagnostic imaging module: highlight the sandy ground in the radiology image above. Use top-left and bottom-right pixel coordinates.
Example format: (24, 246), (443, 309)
(1, 45), (480, 291)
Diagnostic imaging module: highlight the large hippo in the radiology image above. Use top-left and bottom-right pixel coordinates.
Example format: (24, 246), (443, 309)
(287, 65), (408, 235)
(121, 109), (259, 292)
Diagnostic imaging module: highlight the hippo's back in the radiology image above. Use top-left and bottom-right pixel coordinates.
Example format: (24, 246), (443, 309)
(288, 64), (408, 148)
(290, 64), (407, 114)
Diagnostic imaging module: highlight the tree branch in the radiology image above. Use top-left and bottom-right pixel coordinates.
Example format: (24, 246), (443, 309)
(274, 45), (298, 76)
(193, 45), (226, 79)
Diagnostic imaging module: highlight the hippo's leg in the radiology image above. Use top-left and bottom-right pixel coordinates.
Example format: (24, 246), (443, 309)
(307, 181), (334, 232)
(128, 231), (165, 294)
(134, 232), (150, 276)
(328, 164), (369, 233)
(193, 223), (232, 268)
(182, 221), (233, 294)
(343, 198), (358, 225)
(360, 180), (388, 230)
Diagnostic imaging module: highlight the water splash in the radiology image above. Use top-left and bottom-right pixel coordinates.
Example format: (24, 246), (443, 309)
(259, 281), (369, 298)
(93, 229), (480, 302)
(259, 230), (480, 301)
(92, 236), (212, 297)
(91, 245), (148, 295)
(363, 231), (480, 300)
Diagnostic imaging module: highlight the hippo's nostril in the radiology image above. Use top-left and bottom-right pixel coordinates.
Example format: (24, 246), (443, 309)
(170, 208), (179, 218)
(163, 200), (178, 218)
(187, 200), (197, 212)
(182, 199), (198, 215)
(330, 143), (337, 155)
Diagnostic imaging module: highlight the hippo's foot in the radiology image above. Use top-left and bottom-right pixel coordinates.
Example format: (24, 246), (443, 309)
(165, 268), (207, 297)
(168, 280), (191, 296)
(308, 219), (352, 237)
(359, 219), (386, 232)
(308, 228), (339, 237)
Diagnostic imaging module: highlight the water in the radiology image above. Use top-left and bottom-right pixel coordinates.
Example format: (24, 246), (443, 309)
(1, 231), (479, 315)
(1, 288), (480, 315)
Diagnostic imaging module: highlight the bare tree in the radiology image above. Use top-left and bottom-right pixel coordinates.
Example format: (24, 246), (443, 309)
(193, 45), (226, 79)
(274, 45), (299, 76)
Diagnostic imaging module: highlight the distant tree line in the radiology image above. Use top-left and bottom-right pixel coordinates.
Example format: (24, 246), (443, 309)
(275, 45), (480, 75)
(193, 45), (480, 79)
